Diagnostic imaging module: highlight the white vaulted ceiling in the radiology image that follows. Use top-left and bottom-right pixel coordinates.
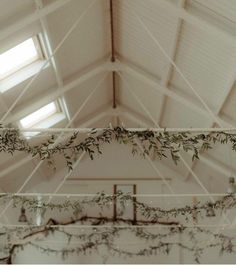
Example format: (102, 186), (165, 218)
(0, 0), (236, 194)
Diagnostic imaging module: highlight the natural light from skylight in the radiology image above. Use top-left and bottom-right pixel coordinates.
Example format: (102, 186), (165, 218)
(0, 38), (39, 80)
(20, 102), (57, 129)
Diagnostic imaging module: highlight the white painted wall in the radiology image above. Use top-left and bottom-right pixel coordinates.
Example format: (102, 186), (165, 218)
(2, 142), (235, 263)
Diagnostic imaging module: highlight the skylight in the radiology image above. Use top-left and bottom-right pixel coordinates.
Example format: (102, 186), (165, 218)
(0, 38), (40, 80)
(20, 102), (58, 129)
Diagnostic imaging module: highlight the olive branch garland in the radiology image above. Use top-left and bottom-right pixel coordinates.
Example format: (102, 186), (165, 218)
(1, 125), (236, 171)
(0, 191), (234, 221)
(1, 126), (236, 263)
(1, 218), (236, 264)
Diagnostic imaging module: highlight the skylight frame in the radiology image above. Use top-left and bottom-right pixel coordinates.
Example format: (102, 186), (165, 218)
(18, 100), (66, 139)
(19, 101), (60, 130)
(0, 36), (44, 81)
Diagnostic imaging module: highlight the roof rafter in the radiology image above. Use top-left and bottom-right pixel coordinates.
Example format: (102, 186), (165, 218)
(185, 69), (236, 180)
(0, 0), (72, 41)
(156, 0), (236, 46)
(34, 0), (75, 128)
(116, 60), (233, 127)
(5, 60), (109, 124)
(123, 107), (236, 181)
(158, 0), (186, 125)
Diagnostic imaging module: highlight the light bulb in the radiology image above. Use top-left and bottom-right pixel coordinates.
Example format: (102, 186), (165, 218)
(227, 177), (236, 194)
(206, 206), (215, 217)
(18, 207), (28, 223)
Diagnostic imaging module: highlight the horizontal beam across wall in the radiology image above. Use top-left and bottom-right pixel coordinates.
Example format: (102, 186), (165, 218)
(4, 60), (233, 129)
(1, 127), (236, 133)
(0, 192), (231, 198)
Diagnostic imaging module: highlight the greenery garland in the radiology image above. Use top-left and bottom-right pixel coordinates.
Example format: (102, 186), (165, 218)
(0, 192), (235, 263)
(1, 125), (236, 171)
(0, 216), (236, 264)
(0, 191), (233, 221)
(1, 126), (236, 263)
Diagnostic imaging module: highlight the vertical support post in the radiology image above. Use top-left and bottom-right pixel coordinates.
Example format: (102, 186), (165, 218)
(113, 184), (117, 221)
(110, 0), (116, 109)
(133, 184), (137, 224)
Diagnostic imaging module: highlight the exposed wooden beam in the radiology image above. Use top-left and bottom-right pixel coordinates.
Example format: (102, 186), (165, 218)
(110, 0), (116, 109)
(0, 0), (72, 41)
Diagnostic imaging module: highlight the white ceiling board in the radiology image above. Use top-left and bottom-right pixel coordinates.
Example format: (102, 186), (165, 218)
(152, 149), (197, 182)
(0, 0), (35, 29)
(0, 152), (26, 169)
(114, 0), (178, 79)
(63, 73), (112, 123)
(187, 0), (236, 38)
(119, 115), (139, 128)
(2, 66), (57, 117)
(117, 73), (163, 124)
(67, 141), (183, 179)
(42, 0), (58, 6)
(220, 82), (236, 121)
(0, 158), (45, 193)
(203, 143), (236, 173)
(170, 22), (236, 113)
(0, 22), (42, 53)
(192, 161), (229, 193)
(76, 113), (112, 129)
(0, 0), (236, 192)
(161, 98), (211, 128)
(192, 0), (236, 23)
(45, 0), (110, 80)
(157, 156), (189, 180)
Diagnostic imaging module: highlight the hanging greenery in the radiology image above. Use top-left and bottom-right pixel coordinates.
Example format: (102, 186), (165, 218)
(1, 125), (236, 171)
(0, 192), (235, 263)
(1, 126), (236, 263)
(0, 216), (236, 264)
(0, 191), (233, 222)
